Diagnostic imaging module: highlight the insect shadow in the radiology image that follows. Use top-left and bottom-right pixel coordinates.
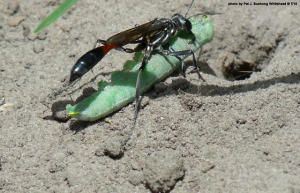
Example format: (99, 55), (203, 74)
(44, 87), (97, 122)
(151, 71), (300, 100)
(52, 71), (300, 136)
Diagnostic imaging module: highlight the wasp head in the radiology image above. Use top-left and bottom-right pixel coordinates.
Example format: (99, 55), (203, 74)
(171, 14), (192, 32)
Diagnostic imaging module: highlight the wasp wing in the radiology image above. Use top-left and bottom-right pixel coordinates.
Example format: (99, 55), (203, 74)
(106, 19), (167, 46)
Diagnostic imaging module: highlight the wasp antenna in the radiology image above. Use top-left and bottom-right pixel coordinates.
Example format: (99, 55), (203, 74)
(188, 12), (223, 19)
(185, 0), (195, 18)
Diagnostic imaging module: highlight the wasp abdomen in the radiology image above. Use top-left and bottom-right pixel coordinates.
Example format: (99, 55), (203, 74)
(70, 44), (118, 82)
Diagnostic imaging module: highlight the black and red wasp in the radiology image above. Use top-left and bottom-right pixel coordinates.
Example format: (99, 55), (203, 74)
(69, 0), (203, 123)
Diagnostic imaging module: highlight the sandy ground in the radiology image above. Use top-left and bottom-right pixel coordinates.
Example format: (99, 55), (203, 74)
(0, 0), (300, 192)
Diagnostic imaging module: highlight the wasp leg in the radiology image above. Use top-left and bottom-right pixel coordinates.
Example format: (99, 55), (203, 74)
(129, 39), (144, 44)
(117, 46), (135, 53)
(168, 47), (186, 77)
(118, 39), (145, 53)
(161, 49), (205, 81)
(94, 39), (107, 48)
(133, 44), (153, 127)
(175, 55), (186, 78)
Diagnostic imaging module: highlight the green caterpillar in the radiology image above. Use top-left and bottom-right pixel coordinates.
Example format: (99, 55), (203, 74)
(66, 15), (214, 121)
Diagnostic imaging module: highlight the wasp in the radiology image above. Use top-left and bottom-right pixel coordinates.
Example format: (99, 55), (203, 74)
(69, 0), (204, 123)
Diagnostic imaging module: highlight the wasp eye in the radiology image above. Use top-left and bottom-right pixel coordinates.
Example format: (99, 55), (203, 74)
(186, 20), (192, 31)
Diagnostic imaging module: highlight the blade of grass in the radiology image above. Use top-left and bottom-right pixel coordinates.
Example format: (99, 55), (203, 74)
(34, 0), (78, 33)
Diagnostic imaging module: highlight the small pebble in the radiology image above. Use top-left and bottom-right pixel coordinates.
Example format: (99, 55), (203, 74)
(8, 16), (24, 27)
(0, 103), (14, 112)
(22, 24), (30, 37)
(33, 43), (45, 53)
(7, 1), (20, 15)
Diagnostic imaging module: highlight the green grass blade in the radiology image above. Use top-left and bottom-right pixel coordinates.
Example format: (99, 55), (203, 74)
(34, 0), (78, 33)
